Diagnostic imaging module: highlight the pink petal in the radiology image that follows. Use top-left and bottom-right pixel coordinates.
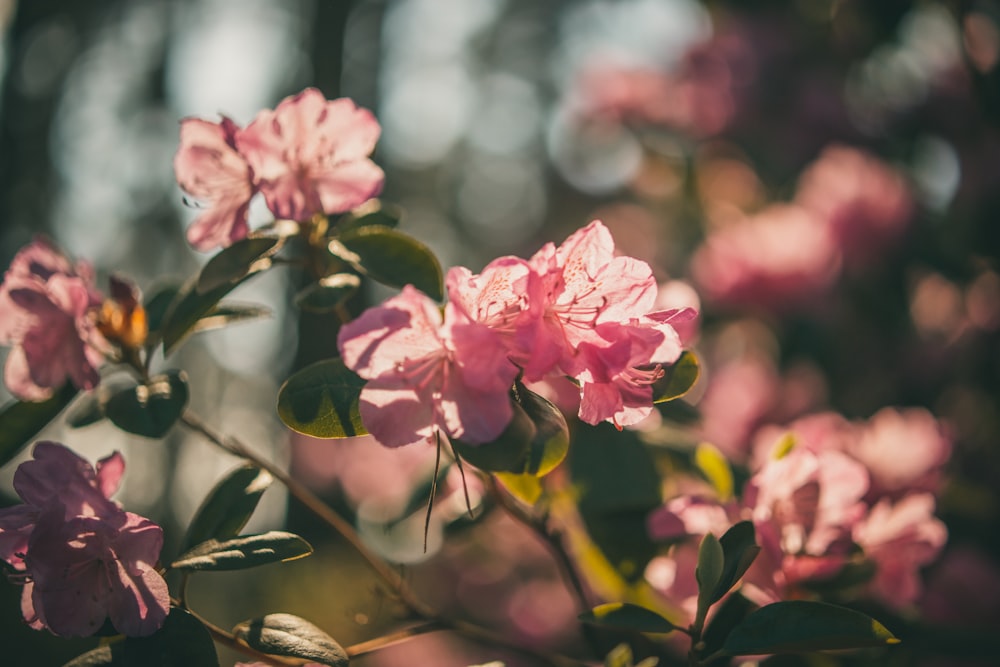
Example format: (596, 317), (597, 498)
(95, 452), (126, 500)
(311, 159), (385, 215)
(359, 378), (437, 448)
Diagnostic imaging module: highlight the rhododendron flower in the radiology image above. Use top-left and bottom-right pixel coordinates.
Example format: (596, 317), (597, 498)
(237, 88), (384, 221)
(0, 442), (168, 637)
(0, 238), (105, 400)
(174, 117), (255, 251)
(338, 284), (518, 448)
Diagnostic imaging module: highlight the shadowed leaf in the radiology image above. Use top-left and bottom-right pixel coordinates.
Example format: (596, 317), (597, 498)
(580, 602), (676, 634)
(295, 273), (361, 313)
(0, 383), (77, 467)
(197, 237), (282, 293)
(233, 613), (348, 667)
(277, 359), (368, 438)
(63, 608), (218, 666)
(105, 371), (189, 439)
(182, 464), (273, 553)
(710, 521), (761, 604)
(333, 225), (443, 301)
(653, 351), (700, 403)
(172, 531), (313, 571)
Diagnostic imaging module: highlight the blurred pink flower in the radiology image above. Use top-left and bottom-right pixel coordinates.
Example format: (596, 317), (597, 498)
(338, 284), (518, 448)
(0, 238), (105, 400)
(921, 546), (1000, 626)
(691, 204), (841, 310)
(237, 88), (384, 221)
(173, 117), (255, 251)
(795, 145), (913, 268)
(853, 493), (947, 608)
(0, 442), (168, 637)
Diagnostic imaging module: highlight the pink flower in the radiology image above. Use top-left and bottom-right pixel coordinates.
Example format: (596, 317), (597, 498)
(174, 117), (256, 251)
(795, 145), (913, 267)
(237, 88), (385, 221)
(691, 204), (841, 311)
(0, 238), (105, 400)
(853, 493), (947, 608)
(0, 442), (168, 637)
(337, 283), (519, 448)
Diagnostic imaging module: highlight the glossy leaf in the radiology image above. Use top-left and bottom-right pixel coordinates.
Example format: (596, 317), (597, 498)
(720, 600), (899, 656)
(0, 383), (77, 467)
(182, 464), (273, 553)
(188, 303), (271, 334)
(171, 531), (313, 571)
(338, 199), (403, 232)
(233, 613), (348, 667)
(695, 532), (725, 625)
(197, 237), (281, 293)
(454, 386), (568, 479)
(710, 521), (761, 604)
(580, 602), (676, 634)
(143, 283), (182, 338)
(652, 350), (700, 403)
(159, 274), (253, 355)
(695, 442), (733, 501)
(334, 224), (444, 301)
(276, 358), (368, 438)
(494, 472), (544, 505)
(105, 371), (189, 439)
(295, 273), (361, 313)
(63, 607), (219, 667)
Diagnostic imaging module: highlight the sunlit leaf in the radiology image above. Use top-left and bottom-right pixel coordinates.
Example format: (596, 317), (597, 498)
(494, 472), (543, 505)
(720, 600), (899, 656)
(0, 384), (77, 467)
(182, 464), (273, 553)
(652, 351), (700, 403)
(710, 521), (761, 604)
(233, 613), (348, 667)
(277, 359), (368, 438)
(171, 531), (313, 572)
(197, 237), (282, 293)
(580, 602), (676, 634)
(63, 607), (219, 666)
(334, 225), (444, 301)
(338, 199), (403, 233)
(695, 442), (733, 501)
(294, 273), (361, 313)
(105, 371), (189, 439)
(188, 303), (271, 334)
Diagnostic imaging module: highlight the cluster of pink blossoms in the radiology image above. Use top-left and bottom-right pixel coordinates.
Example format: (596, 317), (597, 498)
(0, 238), (106, 401)
(174, 88), (385, 250)
(338, 221), (696, 448)
(0, 443), (169, 637)
(646, 407), (950, 622)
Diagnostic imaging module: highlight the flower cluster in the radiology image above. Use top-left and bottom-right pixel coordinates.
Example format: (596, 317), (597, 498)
(0, 238), (106, 401)
(646, 407), (950, 621)
(338, 221), (696, 448)
(0, 443), (169, 637)
(174, 88), (385, 251)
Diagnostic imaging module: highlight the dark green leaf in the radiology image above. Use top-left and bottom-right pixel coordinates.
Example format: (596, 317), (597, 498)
(188, 303), (271, 334)
(144, 283), (182, 338)
(710, 521), (761, 604)
(294, 273), (361, 313)
(0, 383), (77, 467)
(63, 608), (219, 667)
(197, 237), (282, 293)
(171, 531), (313, 571)
(333, 225), (444, 301)
(720, 600), (899, 656)
(580, 602), (676, 634)
(182, 464), (273, 553)
(277, 358), (368, 438)
(695, 533), (724, 626)
(453, 386), (568, 478)
(233, 613), (348, 667)
(159, 274), (254, 355)
(652, 351), (700, 403)
(338, 199), (403, 233)
(105, 371), (189, 439)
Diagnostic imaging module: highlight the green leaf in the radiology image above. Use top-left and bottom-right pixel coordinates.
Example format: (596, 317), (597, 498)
(182, 464), (273, 553)
(197, 237), (282, 293)
(580, 602), (676, 634)
(63, 607), (219, 666)
(695, 442), (734, 501)
(338, 199), (403, 233)
(720, 600), (899, 656)
(710, 521), (761, 604)
(652, 350), (700, 403)
(233, 613), (348, 667)
(295, 273), (361, 313)
(105, 371), (189, 439)
(171, 531), (313, 572)
(159, 274), (254, 355)
(453, 386), (568, 479)
(333, 225), (444, 301)
(695, 532), (725, 625)
(276, 358), (368, 438)
(144, 283), (182, 338)
(188, 303), (271, 335)
(0, 383), (77, 467)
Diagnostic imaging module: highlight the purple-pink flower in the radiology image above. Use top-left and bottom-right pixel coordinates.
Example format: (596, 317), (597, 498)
(337, 284), (519, 448)
(174, 88), (385, 251)
(0, 442), (169, 637)
(0, 238), (106, 401)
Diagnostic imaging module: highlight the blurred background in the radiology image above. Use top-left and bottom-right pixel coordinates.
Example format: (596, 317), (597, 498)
(1, 0), (999, 665)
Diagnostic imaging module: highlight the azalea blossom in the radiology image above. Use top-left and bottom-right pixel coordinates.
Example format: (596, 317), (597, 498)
(237, 88), (385, 221)
(0, 442), (169, 637)
(337, 283), (518, 448)
(0, 238), (106, 401)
